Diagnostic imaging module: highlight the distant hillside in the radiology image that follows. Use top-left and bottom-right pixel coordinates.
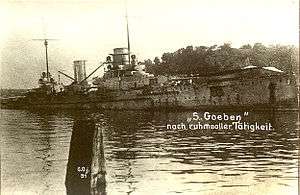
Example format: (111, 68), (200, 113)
(145, 43), (299, 76)
(0, 89), (29, 98)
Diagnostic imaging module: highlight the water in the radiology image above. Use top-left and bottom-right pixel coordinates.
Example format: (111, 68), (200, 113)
(1, 109), (299, 195)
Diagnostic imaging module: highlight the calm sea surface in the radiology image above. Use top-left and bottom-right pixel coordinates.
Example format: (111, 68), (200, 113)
(1, 109), (299, 195)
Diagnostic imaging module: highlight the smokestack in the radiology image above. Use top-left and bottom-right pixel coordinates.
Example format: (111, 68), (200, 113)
(73, 60), (87, 83)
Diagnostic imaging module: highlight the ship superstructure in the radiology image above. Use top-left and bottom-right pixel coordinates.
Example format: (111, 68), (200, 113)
(88, 51), (297, 110)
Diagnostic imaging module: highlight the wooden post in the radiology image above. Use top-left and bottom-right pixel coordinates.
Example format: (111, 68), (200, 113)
(91, 125), (106, 195)
(65, 119), (106, 195)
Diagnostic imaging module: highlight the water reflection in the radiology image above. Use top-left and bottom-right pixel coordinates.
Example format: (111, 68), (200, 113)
(1, 109), (298, 195)
(95, 110), (298, 194)
(1, 110), (73, 194)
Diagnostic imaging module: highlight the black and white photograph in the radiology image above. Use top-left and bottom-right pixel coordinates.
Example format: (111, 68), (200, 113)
(0, 0), (299, 194)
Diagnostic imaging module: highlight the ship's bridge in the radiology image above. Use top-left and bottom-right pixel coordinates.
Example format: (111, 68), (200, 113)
(104, 47), (151, 78)
(93, 47), (156, 90)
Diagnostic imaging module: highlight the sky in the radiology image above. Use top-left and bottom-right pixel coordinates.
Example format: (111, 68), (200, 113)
(0, 0), (298, 89)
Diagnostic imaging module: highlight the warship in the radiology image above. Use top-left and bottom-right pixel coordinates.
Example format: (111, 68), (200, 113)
(1, 20), (298, 111)
(1, 45), (298, 111)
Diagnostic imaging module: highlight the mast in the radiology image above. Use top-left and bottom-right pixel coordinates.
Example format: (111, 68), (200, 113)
(125, 2), (131, 65)
(32, 38), (57, 82)
(44, 39), (49, 81)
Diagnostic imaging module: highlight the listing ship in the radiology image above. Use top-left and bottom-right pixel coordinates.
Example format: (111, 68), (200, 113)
(0, 44), (298, 111)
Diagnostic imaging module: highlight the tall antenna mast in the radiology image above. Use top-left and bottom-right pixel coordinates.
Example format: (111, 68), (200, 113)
(33, 19), (58, 82)
(45, 39), (49, 81)
(125, 0), (131, 64)
(32, 38), (57, 81)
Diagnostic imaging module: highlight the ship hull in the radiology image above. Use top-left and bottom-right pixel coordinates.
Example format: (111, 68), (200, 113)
(1, 96), (297, 111)
(1, 72), (298, 111)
